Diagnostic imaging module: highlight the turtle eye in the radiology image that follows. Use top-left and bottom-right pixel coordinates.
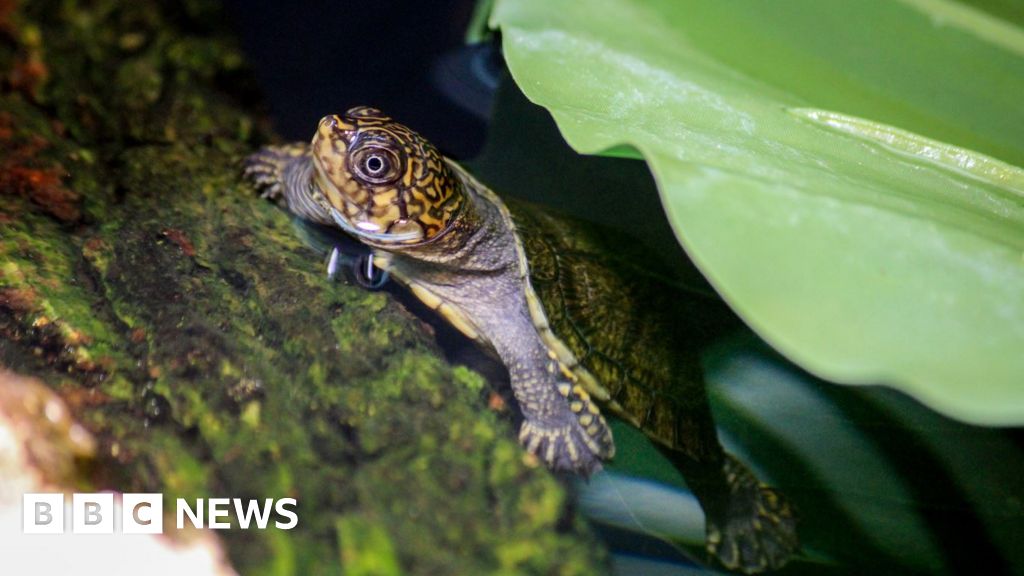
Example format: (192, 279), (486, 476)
(351, 146), (401, 185)
(365, 155), (385, 174)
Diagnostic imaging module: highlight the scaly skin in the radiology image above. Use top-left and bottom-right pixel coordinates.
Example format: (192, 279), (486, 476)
(244, 107), (799, 572)
(245, 108), (613, 474)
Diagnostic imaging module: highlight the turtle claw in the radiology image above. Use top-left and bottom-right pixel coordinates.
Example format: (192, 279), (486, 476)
(706, 456), (798, 574)
(518, 419), (604, 477)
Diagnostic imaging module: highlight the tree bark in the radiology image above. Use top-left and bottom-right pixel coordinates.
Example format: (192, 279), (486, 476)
(0, 1), (606, 573)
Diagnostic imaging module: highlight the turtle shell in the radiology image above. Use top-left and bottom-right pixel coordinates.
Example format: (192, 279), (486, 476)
(505, 198), (734, 458)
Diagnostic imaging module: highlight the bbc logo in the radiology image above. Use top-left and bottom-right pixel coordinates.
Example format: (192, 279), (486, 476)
(23, 493), (163, 534)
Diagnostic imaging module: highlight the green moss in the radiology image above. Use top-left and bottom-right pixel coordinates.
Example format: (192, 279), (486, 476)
(453, 364), (487, 393)
(337, 515), (404, 576)
(0, 199), (135, 388)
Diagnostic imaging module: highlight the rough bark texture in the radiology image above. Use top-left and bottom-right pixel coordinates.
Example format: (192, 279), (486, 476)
(0, 1), (607, 573)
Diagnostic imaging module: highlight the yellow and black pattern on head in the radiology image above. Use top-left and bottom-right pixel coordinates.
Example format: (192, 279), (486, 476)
(310, 106), (463, 245)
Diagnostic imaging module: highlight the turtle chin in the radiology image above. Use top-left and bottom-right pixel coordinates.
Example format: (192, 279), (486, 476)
(325, 207), (423, 245)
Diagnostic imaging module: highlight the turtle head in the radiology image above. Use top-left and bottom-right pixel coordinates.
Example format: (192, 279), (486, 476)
(310, 106), (463, 245)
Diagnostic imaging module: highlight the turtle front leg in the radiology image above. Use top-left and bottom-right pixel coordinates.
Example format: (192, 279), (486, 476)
(244, 143), (333, 226)
(243, 143), (309, 202)
(508, 351), (615, 476)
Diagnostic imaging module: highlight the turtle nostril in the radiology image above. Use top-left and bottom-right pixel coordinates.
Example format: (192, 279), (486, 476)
(319, 115), (338, 130)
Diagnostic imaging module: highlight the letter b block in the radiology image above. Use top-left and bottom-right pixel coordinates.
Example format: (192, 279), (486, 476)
(73, 493), (114, 534)
(23, 493), (64, 534)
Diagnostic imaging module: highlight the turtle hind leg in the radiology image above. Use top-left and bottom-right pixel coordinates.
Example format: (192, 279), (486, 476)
(703, 454), (798, 574)
(659, 361), (798, 572)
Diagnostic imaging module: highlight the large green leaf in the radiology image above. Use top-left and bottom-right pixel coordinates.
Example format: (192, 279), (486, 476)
(490, 0), (1024, 425)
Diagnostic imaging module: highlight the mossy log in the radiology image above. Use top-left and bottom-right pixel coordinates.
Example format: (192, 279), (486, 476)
(0, 1), (606, 573)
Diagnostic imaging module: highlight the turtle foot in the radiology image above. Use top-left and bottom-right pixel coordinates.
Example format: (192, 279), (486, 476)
(518, 419), (605, 477)
(243, 143), (308, 201)
(706, 456), (798, 574)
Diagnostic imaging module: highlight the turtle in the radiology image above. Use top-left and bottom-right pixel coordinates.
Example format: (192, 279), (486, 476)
(244, 106), (798, 573)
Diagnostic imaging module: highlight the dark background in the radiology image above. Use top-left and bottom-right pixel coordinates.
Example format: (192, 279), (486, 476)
(223, 0), (488, 159)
